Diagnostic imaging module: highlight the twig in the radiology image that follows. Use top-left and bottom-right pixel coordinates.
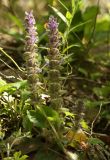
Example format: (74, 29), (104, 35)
(0, 71), (21, 81)
(65, 75), (102, 85)
(0, 58), (15, 71)
(0, 47), (24, 72)
(90, 103), (102, 136)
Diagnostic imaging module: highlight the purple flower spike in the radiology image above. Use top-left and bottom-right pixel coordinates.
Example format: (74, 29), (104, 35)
(24, 11), (39, 105)
(25, 11), (35, 26)
(47, 16), (60, 54)
(46, 16), (63, 110)
(25, 11), (38, 47)
(48, 16), (59, 31)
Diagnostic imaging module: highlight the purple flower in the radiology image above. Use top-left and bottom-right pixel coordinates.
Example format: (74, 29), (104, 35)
(46, 16), (63, 110)
(24, 11), (40, 105)
(25, 11), (35, 25)
(47, 16), (59, 31)
(25, 11), (38, 46)
(47, 16), (60, 53)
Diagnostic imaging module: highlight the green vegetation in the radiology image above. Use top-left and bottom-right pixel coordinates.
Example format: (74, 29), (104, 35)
(0, 0), (110, 159)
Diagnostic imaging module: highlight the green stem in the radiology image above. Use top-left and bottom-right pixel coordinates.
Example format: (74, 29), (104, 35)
(0, 47), (24, 72)
(37, 106), (65, 151)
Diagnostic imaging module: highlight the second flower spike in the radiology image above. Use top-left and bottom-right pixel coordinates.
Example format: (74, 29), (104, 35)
(46, 16), (63, 111)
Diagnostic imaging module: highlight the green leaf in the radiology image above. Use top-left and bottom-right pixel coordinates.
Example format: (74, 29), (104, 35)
(72, 0), (75, 8)
(71, 0), (79, 15)
(58, 0), (68, 11)
(102, 110), (110, 120)
(27, 106), (60, 129)
(83, 6), (98, 38)
(0, 78), (6, 86)
(64, 111), (75, 118)
(80, 120), (89, 130)
(62, 44), (80, 54)
(78, 67), (88, 76)
(83, 6), (98, 20)
(19, 155), (28, 160)
(0, 83), (15, 93)
(21, 89), (30, 101)
(14, 151), (21, 159)
(84, 100), (99, 108)
(27, 110), (45, 128)
(69, 19), (92, 33)
(96, 22), (110, 32)
(93, 86), (110, 98)
(66, 11), (72, 20)
(7, 13), (23, 30)
(40, 106), (60, 123)
(88, 137), (105, 146)
(50, 6), (69, 26)
(22, 116), (33, 131)
(90, 72), (102, 80)
(13, 151), (28, 160)
(0, 80), (27, 93)
(12, 80), (27, 89)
